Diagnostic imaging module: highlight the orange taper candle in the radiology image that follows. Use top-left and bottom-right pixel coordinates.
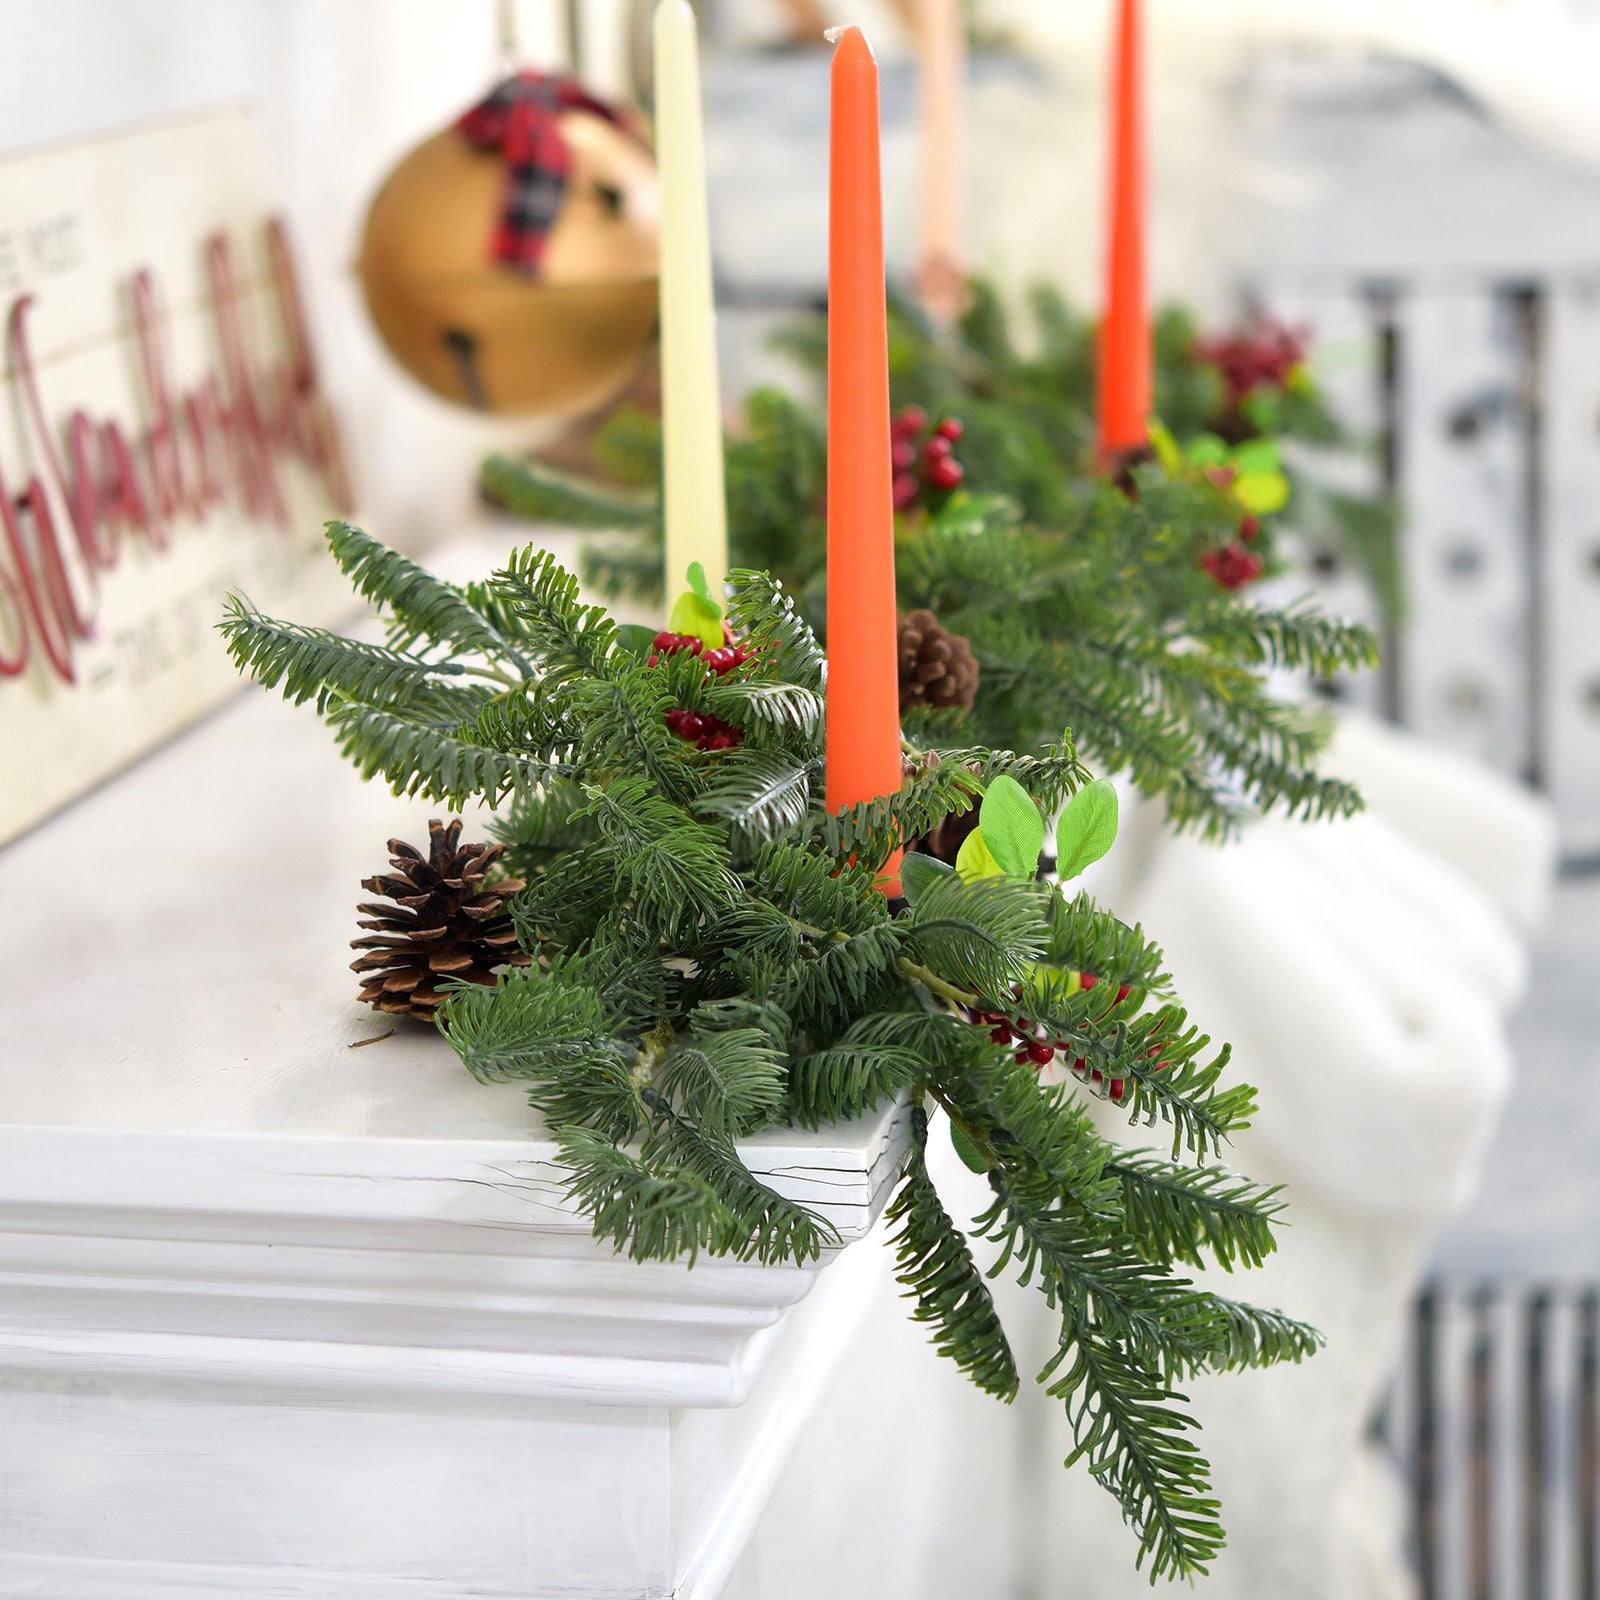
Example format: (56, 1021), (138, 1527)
(1096, 0), (1150, 460)
(825, 25), (903, 895)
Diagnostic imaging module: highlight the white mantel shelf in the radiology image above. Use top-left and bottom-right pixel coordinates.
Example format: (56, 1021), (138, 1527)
(0, 603), (914, 1599)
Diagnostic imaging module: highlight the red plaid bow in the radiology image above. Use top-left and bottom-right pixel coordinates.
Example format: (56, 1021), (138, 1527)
(456, 72), (635, 276)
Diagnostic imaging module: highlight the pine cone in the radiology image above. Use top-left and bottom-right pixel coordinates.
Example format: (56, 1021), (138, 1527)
(351, 818), (530, 1020)
(897, 608), (979, 713)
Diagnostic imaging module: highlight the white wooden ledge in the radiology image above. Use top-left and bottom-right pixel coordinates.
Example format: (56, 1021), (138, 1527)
(0, 620), (911, 1598)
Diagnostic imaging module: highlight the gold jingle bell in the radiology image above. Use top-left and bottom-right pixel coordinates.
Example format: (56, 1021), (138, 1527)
(357, 97), (660, 418)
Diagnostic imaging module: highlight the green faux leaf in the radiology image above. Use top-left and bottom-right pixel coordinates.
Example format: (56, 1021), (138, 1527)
(925, 492), (1015, 539)
(614, 623), (657, 658)
(1231, 439), (1281, 475)
(900, 851), (957, 905)
(1147, 417), (1185, 477)
(1184, 433), (1229, 469)
(1235, 470), (1290, 516)
(955, 826), (1003, 883)
(950, 1119), (990, 1174)
(686, 560), (714, 603)
(979, 774), (1045, 878)
(1055, 778), (1119, 879)
(669, 588), (724, 649)
(1241, 390), (1283, 434)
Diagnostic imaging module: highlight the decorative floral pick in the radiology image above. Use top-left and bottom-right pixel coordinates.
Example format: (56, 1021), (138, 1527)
(667, 560), (724, 649)
(939, 772), (1119, 886)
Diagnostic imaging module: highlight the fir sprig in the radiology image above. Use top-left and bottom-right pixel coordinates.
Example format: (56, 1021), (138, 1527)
(888, 1105), (1020, 1400)
(222, 527), (1320, 1582)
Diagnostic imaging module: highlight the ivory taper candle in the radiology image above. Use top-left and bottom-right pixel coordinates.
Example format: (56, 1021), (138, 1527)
(825, 25), (903, 896)
(653, 0), (728, 603)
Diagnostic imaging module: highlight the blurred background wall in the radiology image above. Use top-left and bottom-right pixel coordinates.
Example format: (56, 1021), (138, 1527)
(0, 0), (591, 551)
(7, 0), (1599, 554)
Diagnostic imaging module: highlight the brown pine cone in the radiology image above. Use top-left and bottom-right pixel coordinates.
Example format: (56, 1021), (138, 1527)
(350, 818), (530, 1021)
(897, 608), (979, 713)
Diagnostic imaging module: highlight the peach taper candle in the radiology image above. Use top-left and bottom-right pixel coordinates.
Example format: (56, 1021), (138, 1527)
(1095, 0), (1151, 461)
(824, 25), (903, 895)
(915, 0), (966, 325)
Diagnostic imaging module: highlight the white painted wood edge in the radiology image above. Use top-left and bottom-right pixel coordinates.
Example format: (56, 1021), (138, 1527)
(0, 1104), (910, 1408)
(0, 1098), (910, 1237)
(0, 1551), (555, 1600)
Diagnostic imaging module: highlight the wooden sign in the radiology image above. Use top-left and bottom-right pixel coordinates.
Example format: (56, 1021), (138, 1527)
(0, 109), (355, 847)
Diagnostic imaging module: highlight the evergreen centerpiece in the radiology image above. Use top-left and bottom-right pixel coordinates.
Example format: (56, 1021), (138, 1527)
(776, 283), (1403, 618)
(486, 281), (1399, 618)
(222, 522), (1320, 1582)
(480, 345), (1378, 840)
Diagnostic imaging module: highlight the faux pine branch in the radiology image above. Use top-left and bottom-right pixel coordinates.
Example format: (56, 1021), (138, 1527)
(775, 278), (1403, 621)
(222, 524), (1321, 1582)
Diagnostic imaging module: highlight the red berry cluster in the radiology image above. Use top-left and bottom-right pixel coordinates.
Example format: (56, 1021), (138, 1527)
(966, 972), (1135, 1101)
(1194, 317), (1310, 408)
(650, 628), (751, 750)
(891, 406), (965, 511)
(1200, 543), (1265, 591)
(1196, 462), (1266, 584)
(664, 707), (742, 750)
(648, 629), (753, 674)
